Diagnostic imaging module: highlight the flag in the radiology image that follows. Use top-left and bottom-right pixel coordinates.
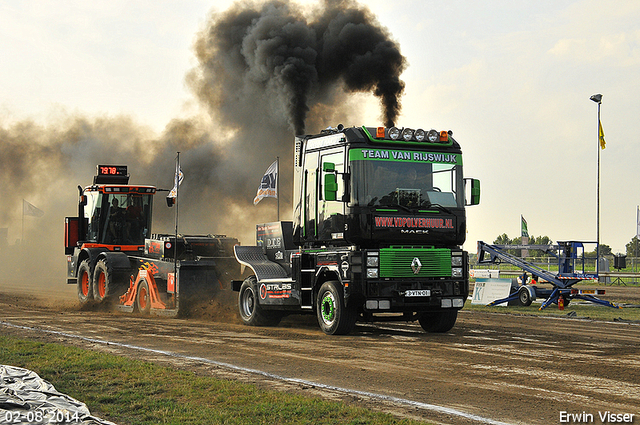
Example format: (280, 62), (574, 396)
(253, 160), (278, 205)
(23, 199), (44, 217)
(599, 121), (606, 150)
(166, 166), (184, 207)
(521, 215), (529, 238)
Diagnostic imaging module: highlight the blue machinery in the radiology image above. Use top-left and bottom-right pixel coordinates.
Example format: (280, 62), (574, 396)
(476, 241), (621, 310)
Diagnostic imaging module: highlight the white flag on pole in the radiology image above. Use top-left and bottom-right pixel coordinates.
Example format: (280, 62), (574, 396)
(166, 166), (184, 206)
(253, 160), (278, 205)
(23, 199), (44, 217)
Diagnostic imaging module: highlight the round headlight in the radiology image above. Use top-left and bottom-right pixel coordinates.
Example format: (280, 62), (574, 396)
(388, 127), (400, 140)
(427, 129), (439, 143)
(401, 128), (414, 141)
(414, 128), (426, 142)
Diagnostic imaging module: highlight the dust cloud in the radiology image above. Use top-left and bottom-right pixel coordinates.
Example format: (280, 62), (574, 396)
(0, 0), (406, 303)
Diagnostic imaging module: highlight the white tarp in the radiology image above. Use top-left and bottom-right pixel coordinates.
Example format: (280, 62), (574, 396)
(0, 365), (116, 425)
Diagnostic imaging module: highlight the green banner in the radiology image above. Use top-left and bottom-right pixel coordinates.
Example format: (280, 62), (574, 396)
(521, 215), (529, 238)
(349, 148), (462, 165)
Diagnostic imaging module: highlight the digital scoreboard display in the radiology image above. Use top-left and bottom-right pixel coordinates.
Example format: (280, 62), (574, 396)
(94, 165), (129, 184)
(97, 165), (127, 176)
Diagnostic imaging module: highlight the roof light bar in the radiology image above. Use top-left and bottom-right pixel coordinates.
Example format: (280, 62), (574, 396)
(367, 126), (451, 143)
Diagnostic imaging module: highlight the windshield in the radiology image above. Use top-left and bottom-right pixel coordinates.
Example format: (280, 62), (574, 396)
(85, 191), (153, 245)
(350, 152), (463, 209)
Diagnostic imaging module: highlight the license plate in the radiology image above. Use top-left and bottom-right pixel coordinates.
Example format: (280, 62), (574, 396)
(405, 289), (430, 297)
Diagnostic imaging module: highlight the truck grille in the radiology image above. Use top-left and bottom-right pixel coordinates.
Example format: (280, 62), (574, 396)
(379, 248), (451, 278)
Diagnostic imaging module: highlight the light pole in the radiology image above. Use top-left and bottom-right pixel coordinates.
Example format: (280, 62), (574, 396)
(590, 93), (602, 276)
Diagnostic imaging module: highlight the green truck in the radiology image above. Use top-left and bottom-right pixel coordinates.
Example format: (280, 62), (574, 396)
(234, 125), (480, 334)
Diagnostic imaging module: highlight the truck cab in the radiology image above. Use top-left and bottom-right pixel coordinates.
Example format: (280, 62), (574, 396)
(292, 126), (474, 247)
(81, 185), (154, 247)
(65, 165), (155, 254)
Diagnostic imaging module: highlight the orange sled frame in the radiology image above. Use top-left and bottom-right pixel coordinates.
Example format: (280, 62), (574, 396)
(118, 269), (178, 316)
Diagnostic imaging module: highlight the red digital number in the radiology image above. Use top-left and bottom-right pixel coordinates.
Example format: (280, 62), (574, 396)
(100, 166), (117, 175)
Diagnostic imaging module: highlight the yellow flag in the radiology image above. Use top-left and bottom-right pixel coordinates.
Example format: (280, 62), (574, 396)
(599, 121), (606, 149)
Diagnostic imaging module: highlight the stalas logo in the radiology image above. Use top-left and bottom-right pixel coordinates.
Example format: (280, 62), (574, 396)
(375, 216), (454, 230)
(260, 282), (292, 300)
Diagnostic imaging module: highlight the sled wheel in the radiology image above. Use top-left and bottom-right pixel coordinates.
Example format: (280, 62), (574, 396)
(136, 279), (151, 315)
(316, 281), (356, 335)
(77, 260), (93, 303)
(238, 276), (281, 326)
(518, 286), (533, 307)
(418, 310), (458, 333)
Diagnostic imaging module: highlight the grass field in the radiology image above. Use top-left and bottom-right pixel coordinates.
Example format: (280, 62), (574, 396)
(0, 335), (427, 425)
(465, 299), (640, 322)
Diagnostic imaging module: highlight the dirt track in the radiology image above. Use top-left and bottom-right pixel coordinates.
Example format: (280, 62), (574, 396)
(1, 286), (639, 425)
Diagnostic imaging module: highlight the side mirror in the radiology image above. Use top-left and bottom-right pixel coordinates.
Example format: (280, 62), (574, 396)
(78, 186), (87, 207)
(465, 178), (480, 206)
(322, 162), (338, 201)
(324, 173), (338, 201)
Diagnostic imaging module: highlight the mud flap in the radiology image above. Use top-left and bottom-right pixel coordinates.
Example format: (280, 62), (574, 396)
(234, 246), (289, 281)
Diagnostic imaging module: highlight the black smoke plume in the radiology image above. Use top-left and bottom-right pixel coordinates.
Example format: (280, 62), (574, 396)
(191, 0), (406, 134)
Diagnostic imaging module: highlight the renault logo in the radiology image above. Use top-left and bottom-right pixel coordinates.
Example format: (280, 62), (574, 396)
(411, 257), (422, 274)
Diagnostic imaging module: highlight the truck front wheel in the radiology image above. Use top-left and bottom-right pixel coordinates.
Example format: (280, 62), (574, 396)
(77, 260), (93, 304)
(238, 276), (281, 326)
(316, 281), (357, 335)
(418, 310), (458, 333)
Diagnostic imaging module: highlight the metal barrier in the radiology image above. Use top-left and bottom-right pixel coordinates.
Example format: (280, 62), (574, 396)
(471, 256), (640, 286)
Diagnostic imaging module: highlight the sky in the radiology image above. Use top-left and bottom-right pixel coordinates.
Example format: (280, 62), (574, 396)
(1, 0), (639, 254)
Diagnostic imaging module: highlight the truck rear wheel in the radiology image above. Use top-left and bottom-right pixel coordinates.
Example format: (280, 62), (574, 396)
(316, 281), (357, 335)
(418, 310), (458, 333)
(77, 260), (93, 304)
(238, 276), (281, 326)
(93, 259), (124, 304)
(136, 280), (151, 315)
